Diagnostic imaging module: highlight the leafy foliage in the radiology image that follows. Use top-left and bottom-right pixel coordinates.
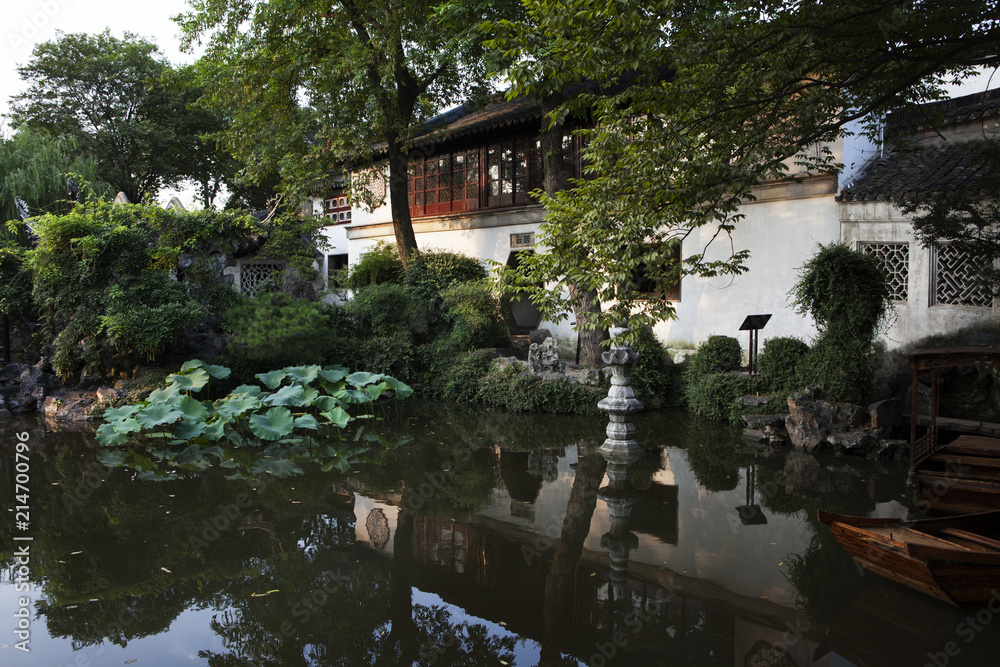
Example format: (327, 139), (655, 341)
(178, 0), (525, 264)
(346, 241), (404, 290)
(224, 291), (336, 369)
(687, 335), (742, 376)
(23, 199), (316, 378)
(789, 243), (893, 404)
(631, 328), (684, 408)
(757, 337), (810, 393)
(440, 280), (506, 350)
(476, 359), (602, 415)
(488, 0), (1000, 342)
(97, 359), (413, 458)
(9, 31), (219, 204)
(404, 250), (487, 302)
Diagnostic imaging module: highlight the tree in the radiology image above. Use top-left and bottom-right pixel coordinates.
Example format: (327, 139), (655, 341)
(490, 0), (1000, 344)
(177, 0), (523, 265)
(894, 138), (1000, 295)
(0, 129), (107, 229)
(8, 31), (209, 204)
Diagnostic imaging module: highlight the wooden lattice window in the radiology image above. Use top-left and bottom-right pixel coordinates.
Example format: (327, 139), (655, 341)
(933, 245), (992, 307)
(859, 242), (909, 301)
(408, 149), (480, 217)
(240, 262), (284, 296)
(486, 136), (542, 207)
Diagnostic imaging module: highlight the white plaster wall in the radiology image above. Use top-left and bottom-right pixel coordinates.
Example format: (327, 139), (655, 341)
(840, 201), (1000, 348)
(654, 195), (840, 353)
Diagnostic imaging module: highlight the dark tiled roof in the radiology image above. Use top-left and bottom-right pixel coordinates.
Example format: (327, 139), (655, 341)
(885, 89), (1000, 142)
(413, 95), (543, 146)
(837, 140), (990, 201)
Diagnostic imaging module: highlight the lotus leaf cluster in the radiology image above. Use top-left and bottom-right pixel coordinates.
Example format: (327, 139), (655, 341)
(97, 359), (413, 450)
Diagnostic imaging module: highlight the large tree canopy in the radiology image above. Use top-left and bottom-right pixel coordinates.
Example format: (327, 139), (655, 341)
(491, 0), (1000, 340)
(177, 0), (523, 265)
(8, 30), (234, 206)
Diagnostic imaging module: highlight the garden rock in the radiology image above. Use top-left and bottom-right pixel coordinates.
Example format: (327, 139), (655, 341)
(783, 451), (834, 494)
(785, 396), (867, 453)
(529, 329), (552, 345)
(529, 337), (563, 373)
(866, 439), (910, 461)
(43, 390), (99, 421)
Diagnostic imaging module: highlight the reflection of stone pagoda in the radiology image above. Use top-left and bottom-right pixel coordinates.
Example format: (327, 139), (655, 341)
(598, 456), (641, 602)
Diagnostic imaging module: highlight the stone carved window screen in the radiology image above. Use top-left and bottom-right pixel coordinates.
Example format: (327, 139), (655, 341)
(933, 244), (993, 307)
(858, 242), (909, 301)
(240, 262), (284, 297)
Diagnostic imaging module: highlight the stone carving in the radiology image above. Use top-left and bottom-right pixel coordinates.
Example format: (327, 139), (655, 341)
(597, 327), (644, 459)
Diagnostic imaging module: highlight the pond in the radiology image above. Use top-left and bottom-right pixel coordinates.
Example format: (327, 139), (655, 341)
(2, 402), (1000, 666)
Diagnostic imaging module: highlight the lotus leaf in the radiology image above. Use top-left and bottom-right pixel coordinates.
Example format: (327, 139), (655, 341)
(347, 371), (383, 387)
(321, 406), (351, 429)
(283, 365), (320, 385)
(248, 407), (295, 441)
(217, 394), (262, 419)
(177, 395), (211, 421)
(167, 367), (210, 392)
(96, 422), (129, 446)
(263, 384), (306, 407)
(135, 403), (184, 429)
(384, 376), (414, 399)
(103, 404), (139, 422)
(181, 359), (232, 379)
(147, 384), (181, 402)
(256, 369), (288, 389)
(172, 419), (207, 440)
(318, 366), (349, 383)
(294, 414), (320, 430)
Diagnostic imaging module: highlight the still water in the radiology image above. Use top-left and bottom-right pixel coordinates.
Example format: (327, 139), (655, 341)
(2, 402), (1000, 666)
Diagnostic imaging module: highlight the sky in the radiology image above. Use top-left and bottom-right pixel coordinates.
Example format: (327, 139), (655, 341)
(0, 0), (998, 205)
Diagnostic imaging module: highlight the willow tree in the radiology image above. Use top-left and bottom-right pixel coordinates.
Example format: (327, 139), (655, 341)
(490, 0), (1000, 343)
(178, 0), (522, 265)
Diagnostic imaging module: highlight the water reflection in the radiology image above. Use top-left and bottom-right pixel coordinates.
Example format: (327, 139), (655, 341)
(2, 405), (1000, 666)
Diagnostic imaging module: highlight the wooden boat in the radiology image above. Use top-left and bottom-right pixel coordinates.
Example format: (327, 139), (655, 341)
(908, 348), (1000, 513)
(818, 509), (1000, 607)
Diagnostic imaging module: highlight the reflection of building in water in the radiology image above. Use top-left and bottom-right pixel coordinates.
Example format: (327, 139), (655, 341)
(351, 445), (841, 665)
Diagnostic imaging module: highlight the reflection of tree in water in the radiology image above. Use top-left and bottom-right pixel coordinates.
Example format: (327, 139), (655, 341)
(684, 437), (744, 492)
(527, 447), (561, 482)
(785, 530), (866, 627)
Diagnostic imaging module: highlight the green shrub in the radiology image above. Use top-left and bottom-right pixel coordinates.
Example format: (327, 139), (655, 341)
(224, 291), (334, 369)
(347, 241), (404, 289)
(789, 243), (894, 404)
(403, 249), (487, 302)
(757, 336), (810, 393)
(685, 372), (763, 422)
(688, 335), (743, 375)
(346, 283), (433, 341)
(102, 274), (205, 363)
(442, 352), (495, 402)
(440, 280), (506, 350)
(476, 359), (602, 415)
(631, 327), (684, 408)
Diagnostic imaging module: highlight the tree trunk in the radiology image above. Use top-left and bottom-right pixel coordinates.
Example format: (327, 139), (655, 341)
(386, 137), (419, 266)
(540, 93), (607, 367)
(540, 450), (607, 662)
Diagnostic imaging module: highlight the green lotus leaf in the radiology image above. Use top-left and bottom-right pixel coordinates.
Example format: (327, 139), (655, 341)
(177, 395), (210, 421)
(229, 384), (262, 397)
(320, 406), (351, 429)
(217, 394), (262, 419)
(365, 381), (392, 400)
(263, 384), (306, 407)
(147, 384), (181, 402)
(256, 369), (288, 389)
(334, 388), (371, 404)
(248, 407), (295, 441)
(135, 402), (184, 429)
(96, 422), (129, 447)
(262, 457), (304, 478)
(97, 448), (128, 466)
(294, 414), (320, 431)
(113, 418), (142, 434)
(102, 404), (139, 422)
(201, 445), (227, 460)
(384, 376), (414, 399)
(347, 371), (383, 387)
(283, 365), (320, 385)
(167, 368), (210, 392)
(179, 359), (232, 379)
(313, 395), (346, 413)
(172, 419), (207, 440)
(318, 366), (349, 383)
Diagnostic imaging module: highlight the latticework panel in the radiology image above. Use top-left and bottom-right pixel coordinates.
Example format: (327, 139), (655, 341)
(859, 242), (909, 301)
(240, 262), (284, 297)
(934, 245), (992, 307)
